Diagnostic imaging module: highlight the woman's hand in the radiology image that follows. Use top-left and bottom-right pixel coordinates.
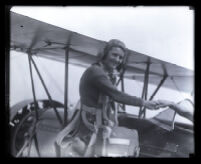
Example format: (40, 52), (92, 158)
(155, 99), (175, 108)
(143, 100), (161, 110)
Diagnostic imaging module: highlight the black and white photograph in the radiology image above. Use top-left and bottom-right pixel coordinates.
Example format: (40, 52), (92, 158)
(8, 6), (194, 157)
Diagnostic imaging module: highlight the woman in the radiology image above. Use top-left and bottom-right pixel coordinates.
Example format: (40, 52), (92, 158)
(77, 39), (161, 157)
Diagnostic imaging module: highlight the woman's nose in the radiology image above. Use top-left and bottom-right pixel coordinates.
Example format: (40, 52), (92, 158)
(116, 56), (122, 62)
(113, 58), (120, 64)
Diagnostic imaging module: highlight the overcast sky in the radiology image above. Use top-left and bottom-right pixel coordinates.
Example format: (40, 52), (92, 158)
(11, 6), (194, 70)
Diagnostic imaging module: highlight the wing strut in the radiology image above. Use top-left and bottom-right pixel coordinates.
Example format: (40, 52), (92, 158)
(148, 64), (168, 101)
(138, 59), (151, 119)
(149, 75), (167, 101)
(29, 53), (63, 126)
(25, 51), (41, 157)
(138, 63), (168, 119)
(28, 51), (39, 120)
(63, 32), (73, 127)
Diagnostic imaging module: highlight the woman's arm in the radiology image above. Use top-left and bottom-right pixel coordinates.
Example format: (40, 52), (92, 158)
(92, 70), (159, 110)
(157, 100), (193, 122)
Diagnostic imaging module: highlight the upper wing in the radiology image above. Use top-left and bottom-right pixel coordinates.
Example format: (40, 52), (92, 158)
(10, 12), (194, 93)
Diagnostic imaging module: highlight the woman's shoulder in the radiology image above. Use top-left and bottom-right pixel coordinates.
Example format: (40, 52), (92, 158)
(86, 64), (106, 77)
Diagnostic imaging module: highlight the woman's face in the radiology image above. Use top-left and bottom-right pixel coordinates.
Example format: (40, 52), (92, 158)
(103, 47), (124, 70)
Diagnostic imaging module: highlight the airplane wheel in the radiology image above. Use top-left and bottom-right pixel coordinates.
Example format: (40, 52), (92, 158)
(9, 100), (64, 157)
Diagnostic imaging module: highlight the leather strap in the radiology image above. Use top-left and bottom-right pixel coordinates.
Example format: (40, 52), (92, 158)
(82, 104), (97, 115)
(81, 104), (103, 131)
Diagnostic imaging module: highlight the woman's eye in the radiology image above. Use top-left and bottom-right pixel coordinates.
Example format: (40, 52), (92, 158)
(119, 56), (123, 60)
(112, 53), (123, 60)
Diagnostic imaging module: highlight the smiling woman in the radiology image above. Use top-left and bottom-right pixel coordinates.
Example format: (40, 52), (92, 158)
(102, 47), (124, 70)
(74, 39), (164, 157)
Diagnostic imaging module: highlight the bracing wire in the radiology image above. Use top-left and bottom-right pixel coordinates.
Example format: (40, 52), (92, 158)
(34, 56), (65, 96)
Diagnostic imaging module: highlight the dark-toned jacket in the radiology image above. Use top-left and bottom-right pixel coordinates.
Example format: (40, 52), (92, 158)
(79, 62), (144, 108)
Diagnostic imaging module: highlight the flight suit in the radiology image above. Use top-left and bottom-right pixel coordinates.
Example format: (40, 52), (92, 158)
(77, 62), (142, 156)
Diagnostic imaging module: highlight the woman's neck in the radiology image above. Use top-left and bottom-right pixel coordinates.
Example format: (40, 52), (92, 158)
(100, 61), (114, 73)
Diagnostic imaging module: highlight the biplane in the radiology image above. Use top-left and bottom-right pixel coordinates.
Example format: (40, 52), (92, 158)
(8, 11), (194, 157)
